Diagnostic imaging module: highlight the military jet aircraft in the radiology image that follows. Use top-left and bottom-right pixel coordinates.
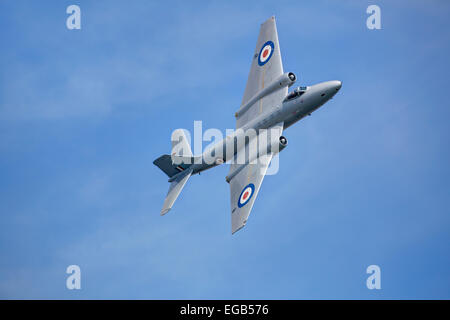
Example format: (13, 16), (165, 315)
(154, 16), (342, 234)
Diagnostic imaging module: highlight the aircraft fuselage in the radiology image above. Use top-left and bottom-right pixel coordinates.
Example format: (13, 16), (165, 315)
(190, 80), (342, 175)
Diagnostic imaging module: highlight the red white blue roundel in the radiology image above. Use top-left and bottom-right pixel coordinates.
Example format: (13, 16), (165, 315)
(238, 183), (255, 208)
(258, 41), (274, 66)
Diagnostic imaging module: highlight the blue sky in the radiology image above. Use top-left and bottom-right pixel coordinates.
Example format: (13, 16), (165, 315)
(0, 0), (449, 299)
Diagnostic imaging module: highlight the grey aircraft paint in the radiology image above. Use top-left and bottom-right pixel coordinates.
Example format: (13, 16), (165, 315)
(154, 16), (342, 233)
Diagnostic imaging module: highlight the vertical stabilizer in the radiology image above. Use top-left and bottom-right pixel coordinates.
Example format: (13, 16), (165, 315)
(171, 129), (192, 159)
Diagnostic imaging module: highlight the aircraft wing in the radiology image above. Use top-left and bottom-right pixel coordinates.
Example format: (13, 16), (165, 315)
(228, 123), (283, 234)
(237, 16), (286, 128)
(229, 153), (273, 234)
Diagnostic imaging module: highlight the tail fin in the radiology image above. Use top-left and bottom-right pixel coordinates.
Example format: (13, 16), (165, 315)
(153, 129), (194, 178)
(171, 129), (192, 159)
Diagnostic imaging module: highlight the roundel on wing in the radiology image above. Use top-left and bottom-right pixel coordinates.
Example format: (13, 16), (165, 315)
(258, 41), (274, 66)
(238, 183), (255, 208)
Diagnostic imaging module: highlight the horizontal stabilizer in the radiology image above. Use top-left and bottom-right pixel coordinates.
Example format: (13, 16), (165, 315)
(153, 154), (181, 178)
(161, 169), (192, 215)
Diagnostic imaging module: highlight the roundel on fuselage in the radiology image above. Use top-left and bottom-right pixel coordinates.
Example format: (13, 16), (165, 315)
(258, 41), (274, 66)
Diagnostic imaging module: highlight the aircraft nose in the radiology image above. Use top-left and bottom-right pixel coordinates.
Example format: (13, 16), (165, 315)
(333, 80), (342, 92)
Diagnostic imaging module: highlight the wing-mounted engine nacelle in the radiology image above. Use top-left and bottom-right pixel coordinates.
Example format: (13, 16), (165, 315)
(235, 72), (297, 118)
(225, 135), (288, 183)
(266, 135), (288, 155)
(286, 72), (297, 87)
(279, 135), (288, 150)
(276, 72), (297, 88)
(278, 135), (288, 153)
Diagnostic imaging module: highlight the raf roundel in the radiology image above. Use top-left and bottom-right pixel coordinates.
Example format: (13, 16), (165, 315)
(258, 41), (274, 66)
(238, 183), (255, 208)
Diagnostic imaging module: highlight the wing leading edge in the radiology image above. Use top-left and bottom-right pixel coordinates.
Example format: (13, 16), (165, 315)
(228, 123), (283, 234)
(229, 153), (274, 234)
(236, 16), (285, 128)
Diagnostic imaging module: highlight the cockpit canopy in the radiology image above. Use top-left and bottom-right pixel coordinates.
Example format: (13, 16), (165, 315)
(283, 86), (308, 102)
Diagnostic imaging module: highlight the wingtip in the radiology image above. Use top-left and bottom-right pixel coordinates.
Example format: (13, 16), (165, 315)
(160, 208), (171, 216)
(261, 16), (276, 26)
(231, 221), (247, 235)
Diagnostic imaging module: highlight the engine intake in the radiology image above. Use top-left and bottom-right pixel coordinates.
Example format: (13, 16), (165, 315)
(279, 135), (288, 151)
(287, 72), (296, 84)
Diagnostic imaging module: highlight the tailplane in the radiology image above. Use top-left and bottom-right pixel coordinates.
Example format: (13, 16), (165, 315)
(153, 154), (182, 177)
(154, 129), (195, 215)
(160, 168), (193, 215)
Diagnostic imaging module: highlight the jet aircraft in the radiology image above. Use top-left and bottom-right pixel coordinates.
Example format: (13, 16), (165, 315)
(154, 16), (342, 234)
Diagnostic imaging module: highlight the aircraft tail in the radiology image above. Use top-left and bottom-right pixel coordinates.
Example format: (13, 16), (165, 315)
(160, 168), (193, 215)
(153, 129), (195, 178)
(153, 129), (196, 215)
